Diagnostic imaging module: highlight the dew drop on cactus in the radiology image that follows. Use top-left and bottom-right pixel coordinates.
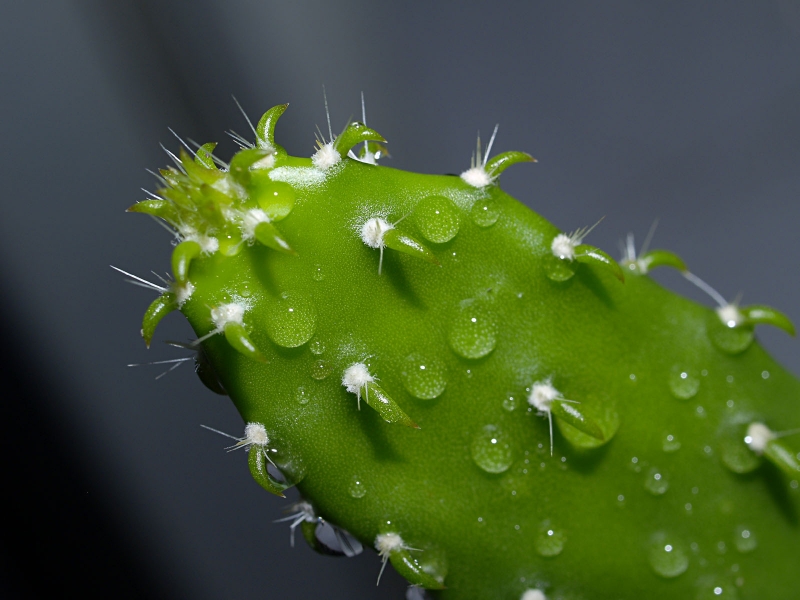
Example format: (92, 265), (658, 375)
(448, 299), (498, 359)
(470, 198), (501, 227)
(471, 424), (514, 474)
(265, 292), (317, 348)
(734, 525), (757, 553)
(415, 195), (461, 243)
(401, 353), (447, 400)
(644, 466), (670, 495)
(648, 531), (689, 578)
(534, 520), (565, 557)
(668, 365), (701, 400)
(348, 475), (367, 499)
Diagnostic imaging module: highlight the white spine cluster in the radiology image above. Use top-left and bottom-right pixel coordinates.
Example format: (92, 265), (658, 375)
(551, 232), (579, 261)
(521, 590), (547, 600)
(745, 422), (774, 455)
(312, 142), (341, 171)
(360, 217), (393, 249)
(173, 281), (195, 307)
(460, 166), (493, 188)
(342, 362), (375, 409)
(717, 303), (745, 328)
(241, 208), (270, 241)
(528, 380), (560, 413)
(210, 302), (245, 330)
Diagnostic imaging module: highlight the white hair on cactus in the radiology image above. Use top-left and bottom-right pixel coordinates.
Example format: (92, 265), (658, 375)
(551, 233), (578, 261)
(520, 590), (547, 600)
(342, 362), (375, 410)
(528, 379), (579, 457)
(173, 281), (195, 307)
(241, 208), (270, 241)
(717, 303), (745, 328)
(460, 124), (499, 188)
(745, 422), (775, 455)
(360, 217), (394, 249)
(210, 302), (245, 330)
(312, 142), (341, 171)
(251, 153), (276, 170)
(374, 532), (418, 585)
(243, 422), (270, 447)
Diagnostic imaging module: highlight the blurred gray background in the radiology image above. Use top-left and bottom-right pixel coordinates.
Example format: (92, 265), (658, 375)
(2, 1), (799, 598)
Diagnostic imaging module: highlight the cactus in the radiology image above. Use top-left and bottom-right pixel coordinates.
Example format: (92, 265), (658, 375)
(123, 100), (800, 600)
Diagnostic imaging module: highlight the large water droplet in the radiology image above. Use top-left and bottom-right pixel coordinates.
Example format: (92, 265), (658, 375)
(668, 365), (700, 400)
(310, 359), (332, 380)
(218, 230), (243, 256)
(645, 467), (670, 495)
(348, 474), (367, 498)
(662, 433), (682, 453)
(448, 300), (498, 359)
(470, 198), (500, 227)
(648, 532), (689, 578)
(734, 525), (757, 553)
(401, 353), (447, 400)
(256, 181), (295, 220)
(534, 520), (565, 557)
(544, 253), (577, 282)
(415, 195), (461, 243)
(707, 313), (754, 355)
(471, 424), (513, 474)
(266, 292), (317, 348)
(720, 434), (760, 474)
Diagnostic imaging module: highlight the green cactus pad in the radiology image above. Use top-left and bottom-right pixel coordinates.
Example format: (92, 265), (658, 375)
(127, 103), (800, 599)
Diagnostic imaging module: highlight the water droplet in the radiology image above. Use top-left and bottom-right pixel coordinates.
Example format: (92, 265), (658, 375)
(720, 434), (760, 474)
(470, 197), (500, 227)
(534, 520), (565, 557)
(761, 370), (770, 379)
(218, 230), (243, 256)
(448, 300), (498, 359)
(238, 283), (252, 298)
(309, 339), (326, 355)
(734, 526), (757, 553)
(401, 353), (447, 400)
(266, 292), (317, 348)
(663, 433), (682, 453)
(312, 264), (325, 281)
(726, 399), (735, 408)
(310, 359), (332, 380)
(790, 479), (799, 490)
(544, 253), (577, 282)
(502, 395), (518, 412)
(648, 532), (689, 578)
(471, 424), (513, 474)
(668, 365), (700, 400)
(295, 386), (309, 405)
(256, 181), (295, 220)
(348, 475), (366, 498)
(695, 577), (740, 599)
(645, 467), (669, 495)
(414, 195), (461, 243)
(707, 313), (754, 355)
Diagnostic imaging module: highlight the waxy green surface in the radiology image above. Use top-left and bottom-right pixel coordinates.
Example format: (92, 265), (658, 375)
(132, 107), (800, 599)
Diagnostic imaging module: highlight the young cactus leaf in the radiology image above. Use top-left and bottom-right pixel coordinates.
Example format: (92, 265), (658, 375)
(127, 199), (180, 225)
(255, 103), (288, 152)
(763, 438), (800, 477)
(484, 150), (536, 178)
(171, 240), (202, 284)
(741, 305), (796, 336)
(333, 121), (387, 159)
(141, 292), (177, 348)
(194, 142), (218, 169)
(342, 363), (419, 428)
(574, 244), (625, 282)
(253, 220), (296, 255)
(550, 400), (605, 441)
(229, 148), (270, 184)
(389, 549), (447, 590)
(223, 322), (268, 363)
(634, 249), (687, 274)
(247, 446), (290, 498)
(381, 229), (440, 266)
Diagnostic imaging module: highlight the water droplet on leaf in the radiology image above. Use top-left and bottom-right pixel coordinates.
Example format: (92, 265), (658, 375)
(648, 532), (689, 578)
(471, 424), (513, 474)
(415, 195), (461, 243)
(448, 300), (498, 359)
(534, 520), (565, 557)
(663, 433), (682, 453)
(707, 313), (754, 355)
(645, 467), (669, 495)
(310, 359), (332, 380)
(734, 526), (757, 553)
(309, 339), (326, 355)
(470, 198), (500, 227)
(348, 475), (367, 498)
(266, 292), (317, 348)
(401, 353), (447, 400)
(668, 365), (700, 400)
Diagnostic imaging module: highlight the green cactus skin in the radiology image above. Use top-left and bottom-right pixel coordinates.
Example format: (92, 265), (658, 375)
(127, 104), (800, 600)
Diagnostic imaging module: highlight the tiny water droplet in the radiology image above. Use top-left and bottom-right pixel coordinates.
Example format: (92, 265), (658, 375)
(218, 231), (243, 256)
(695, 578), (740, 599)
(726, 399), (735, 408)
(761, 370), (770, 379)
(266, 292), (317, 348)
(645, 467), (669, 495)
(448, 300), (498, 359)
(348, 475), (366, 498)
(668, 365), (700, 400)
(415, 195), (461, 243)
(470, 197), (500, 227)
(312, 264), (325, 281)
(310, 359), (331, 380)
(401, 353), (447, 400)
(502, 395), (518, 412)
(707, 313), (754, 355)
(648, 532), (689, 578)
(309, 339), (326, 355)
(726, 375), (734, 384)
(534, 520), (565, 557)
(734, 526), (757, 553)
(790, 479), (798, 490)
(544, 253), (577, 282)
(470, 424), (513, 474)
(663, 433), (682, 453)
(295, 386), (309, 405)
(720, 433), (760, 474)
(238, 283), (252, 298)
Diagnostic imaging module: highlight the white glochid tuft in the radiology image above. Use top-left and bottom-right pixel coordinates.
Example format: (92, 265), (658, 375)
(312, 142), (341, 171)
(342, 362), (375, 409)
(529, 380), (560, 412)
(551, 233), (578, 261)
(745, 422), (774, 455)
(717, 303), (745, 328)
(521, 590), (548, 600)
(211, 302), (246, 330)
(173, 281), (195, 307)
(241, 208), (270, 240)
(460, 166), (493, 188)
(360, 217), (393, 249)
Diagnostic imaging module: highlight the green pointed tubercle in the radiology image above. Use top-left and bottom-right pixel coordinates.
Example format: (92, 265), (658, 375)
(171, 240), (202, 284)
(334, 122), (387, 158)
(127, 199), (180, 226)
(364, 382), (419, 429)
(229, 148), (270, 185)
(636, 249), (687, 274)
(574, 244), (625, 282)
(179, 148), (222, 185)
(389, 548), (447, 590)
(247, 446), (290, 498)
(484, 150), (536, 178)
(256, 103), (289, 154)
(223, 322), (268, 363)
(741, 305), (796, 336)
(551, 401), (605, 441)
(763, 438), (800, 477)
(141, 292), (177, 348)
(194, 142), (218, 169)
(382, 229), (440, 266)
(254, 220), (296, 255)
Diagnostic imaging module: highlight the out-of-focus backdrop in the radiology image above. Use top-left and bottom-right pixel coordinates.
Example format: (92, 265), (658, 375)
(2, 1), (799, 598)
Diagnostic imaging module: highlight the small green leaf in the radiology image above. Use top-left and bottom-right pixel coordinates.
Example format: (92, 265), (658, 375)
(764, 439), (800, 477)
(382, 229), (439, 265)
(247, 446), (290, 498)
(638, 249), (687, 274)
(195, 142), (218, 169)
(127, 199), (179, 226)
(363, 382), (419, 429)
(485, 150), (536, 178)
(223, 322), (268, 363)
(742, 305), (796, 336)
(389, 549), (447, 590)
(574, 244), (625, 282)
(256, 103), (289, 152)
(334, 122), (387, 159)
(551, 401), (605, 441)
(171, 240), (202, 284)
(254, 221), (296, 255)
(141, 293), (177, 348)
